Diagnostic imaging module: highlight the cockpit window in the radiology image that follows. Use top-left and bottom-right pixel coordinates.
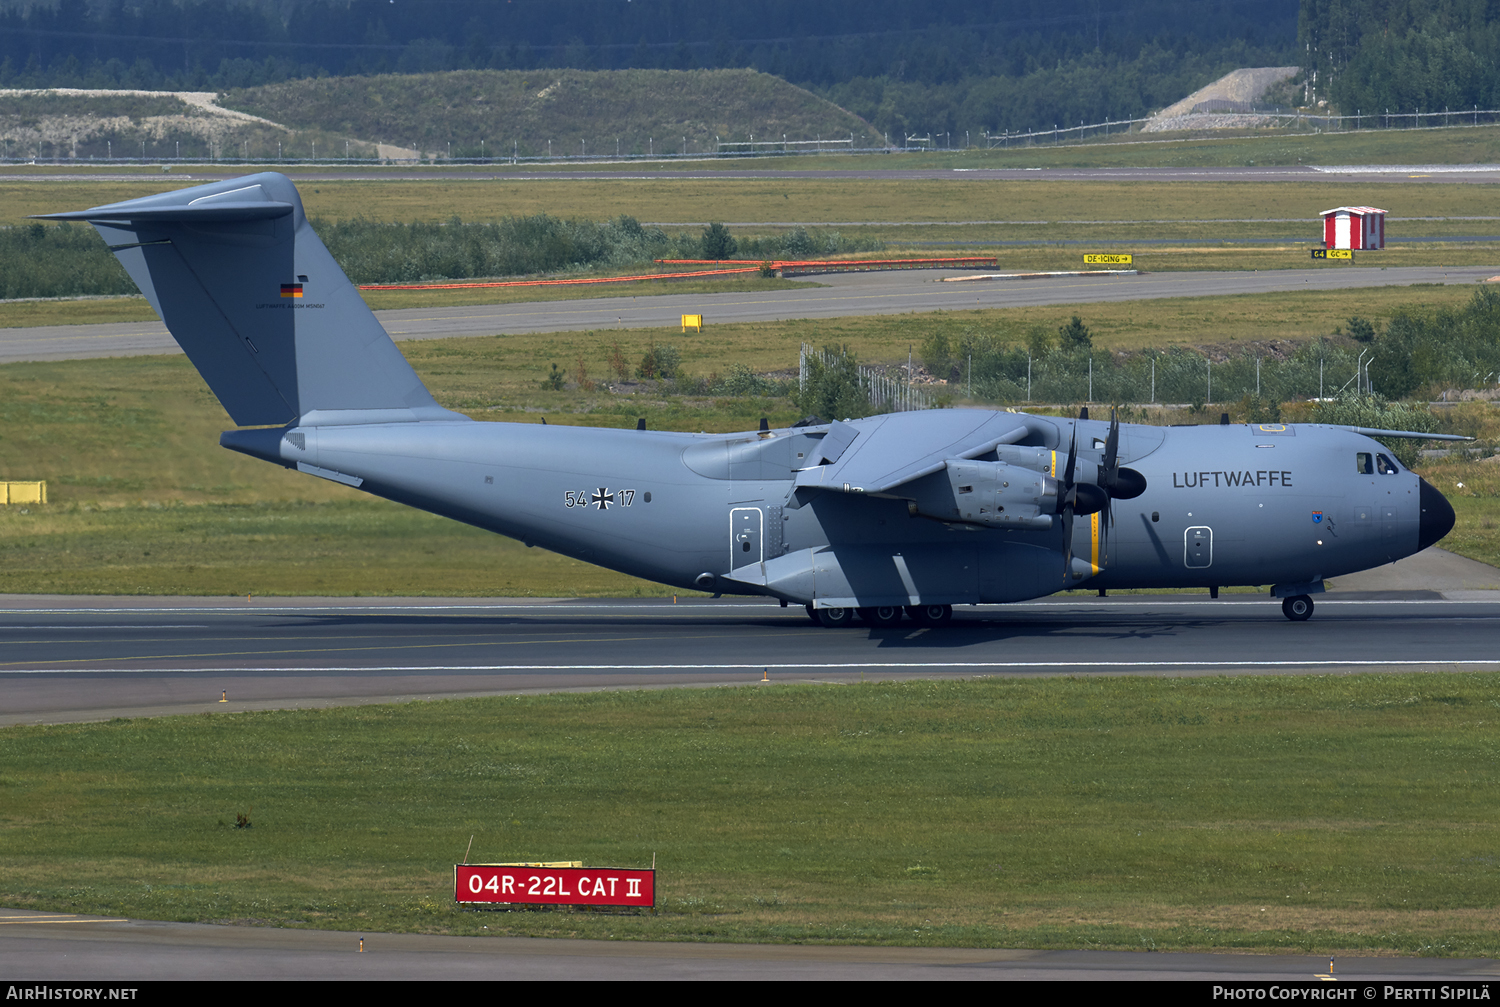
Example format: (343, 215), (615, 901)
(1356, 452), (1373, 474)
(1376, 453), (1399, 474)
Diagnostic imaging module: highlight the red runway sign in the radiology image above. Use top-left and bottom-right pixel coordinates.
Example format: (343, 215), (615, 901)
(455, 865), (655, 908)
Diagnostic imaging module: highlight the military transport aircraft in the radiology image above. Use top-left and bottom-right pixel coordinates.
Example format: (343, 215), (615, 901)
(39, 173), (1461, 626)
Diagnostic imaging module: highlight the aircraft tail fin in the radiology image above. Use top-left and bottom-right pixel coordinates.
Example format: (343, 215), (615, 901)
(36, 172), (448, 428)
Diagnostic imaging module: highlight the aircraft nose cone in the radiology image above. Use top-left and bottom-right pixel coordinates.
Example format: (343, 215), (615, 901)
(1418, 477), (1456, 551)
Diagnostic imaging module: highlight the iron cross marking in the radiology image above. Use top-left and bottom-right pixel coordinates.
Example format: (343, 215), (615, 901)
(591, 488), (614, 511)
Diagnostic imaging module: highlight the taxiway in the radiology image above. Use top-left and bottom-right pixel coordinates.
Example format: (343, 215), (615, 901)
(3, 265), (1496, 364)
(3, 909), (1497, 981)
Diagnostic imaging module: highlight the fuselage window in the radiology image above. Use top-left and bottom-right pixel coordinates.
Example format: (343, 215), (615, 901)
(1376, 453), (1399, 474)
(1356, 452), (1373, 474)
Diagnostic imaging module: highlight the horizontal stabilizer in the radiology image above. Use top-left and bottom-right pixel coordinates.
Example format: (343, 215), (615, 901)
(37, 202), (293, 223)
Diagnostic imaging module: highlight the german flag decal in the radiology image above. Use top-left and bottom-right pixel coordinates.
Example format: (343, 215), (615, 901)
(280, 283), (304, 298)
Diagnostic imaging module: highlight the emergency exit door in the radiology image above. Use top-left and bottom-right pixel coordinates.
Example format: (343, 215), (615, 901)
(1184, 526), (1213, 568)
(730, 507), (763, 568)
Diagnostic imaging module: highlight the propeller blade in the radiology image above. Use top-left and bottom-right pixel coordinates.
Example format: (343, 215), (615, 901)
(1060, 423), (1078, 576)
(1100, 407), (1120, 562)
(1102, 407), (1120, 477)
(1062, 423), (1078, 488)
(1105, 493), (1120, 564)
(1060, 499), (1075, 576)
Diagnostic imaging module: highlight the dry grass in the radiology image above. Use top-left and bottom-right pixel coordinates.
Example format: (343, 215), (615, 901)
(7, 177), (1499, 230)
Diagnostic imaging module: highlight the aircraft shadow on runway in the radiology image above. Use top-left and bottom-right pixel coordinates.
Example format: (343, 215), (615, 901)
(264, 609), (1205, 652)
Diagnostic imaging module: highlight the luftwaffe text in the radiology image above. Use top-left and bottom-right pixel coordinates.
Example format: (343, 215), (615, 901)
(1174, 470), (1293, 488)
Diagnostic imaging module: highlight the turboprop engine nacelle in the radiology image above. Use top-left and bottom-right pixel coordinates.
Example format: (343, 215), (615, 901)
(992, 443), (1132, 511)
(993, 444), (1100, 485)
(906, 460), (1058, 529)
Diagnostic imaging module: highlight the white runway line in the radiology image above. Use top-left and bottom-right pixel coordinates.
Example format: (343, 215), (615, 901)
(6, 658), (1500, 674)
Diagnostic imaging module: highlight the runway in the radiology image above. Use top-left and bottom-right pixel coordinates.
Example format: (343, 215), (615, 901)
(4, 588), (1499, 728)
(4, 264), (1495, 364)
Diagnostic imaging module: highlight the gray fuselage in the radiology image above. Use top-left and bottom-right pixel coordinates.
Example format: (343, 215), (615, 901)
(225, 409), (1442, 608)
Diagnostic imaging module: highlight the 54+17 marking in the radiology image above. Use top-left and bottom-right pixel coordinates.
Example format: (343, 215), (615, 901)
(565, 488), (634, 511)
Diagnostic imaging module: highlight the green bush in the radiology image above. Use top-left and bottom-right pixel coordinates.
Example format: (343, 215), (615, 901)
(736, 228), (884, 259)
(795, 344), (871, 421)
(322, 213), (678, 284)
(637, 343), (681, 381)
(700, 222), (738, 260)
(920, 332), (952, 379)
(1058, 314), (1092, 351)
(1370, 288), (1500, 399)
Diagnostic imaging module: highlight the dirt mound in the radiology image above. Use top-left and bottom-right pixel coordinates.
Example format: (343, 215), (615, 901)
(1142, 67), (1300, 133)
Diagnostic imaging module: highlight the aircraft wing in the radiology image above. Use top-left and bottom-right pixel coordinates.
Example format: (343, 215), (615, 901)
(1339, 426), (1470, 441)
(794, 410), (1036, 496)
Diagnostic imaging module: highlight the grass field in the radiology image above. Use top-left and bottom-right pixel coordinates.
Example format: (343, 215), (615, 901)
(0, 500), (660, 597)
(9, 177), (1498, 230)
(2, 674), (1498, 953)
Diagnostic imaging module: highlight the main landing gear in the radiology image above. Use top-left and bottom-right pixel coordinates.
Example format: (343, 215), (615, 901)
(805, 603), (953, 628)
(1281, 595), (1314, 621)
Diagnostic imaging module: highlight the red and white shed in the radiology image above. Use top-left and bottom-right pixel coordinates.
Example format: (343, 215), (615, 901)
(1321, 206), (1386, 250)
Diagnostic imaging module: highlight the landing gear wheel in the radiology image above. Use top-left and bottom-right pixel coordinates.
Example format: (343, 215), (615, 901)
(910, 604), (953, 627)
(805, 603), (821, 625)
(858, 606), (904, 627)
(816, 606), (856, 628)
(1282, 595), (1314, 621)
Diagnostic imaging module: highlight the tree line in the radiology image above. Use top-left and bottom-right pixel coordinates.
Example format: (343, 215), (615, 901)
(1300, 0), (1500, 113)
(1, 0), (1298, 136)
(1, 217), (878, 298)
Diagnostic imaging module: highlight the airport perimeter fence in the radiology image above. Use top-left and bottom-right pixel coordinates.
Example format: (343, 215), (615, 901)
(13, 105), (1500, 166)
(982, 106), (1500, 147)
(967, 345), (1374, 407)
(799, 344), (936, 414)
(805, 342), (1383, 414)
